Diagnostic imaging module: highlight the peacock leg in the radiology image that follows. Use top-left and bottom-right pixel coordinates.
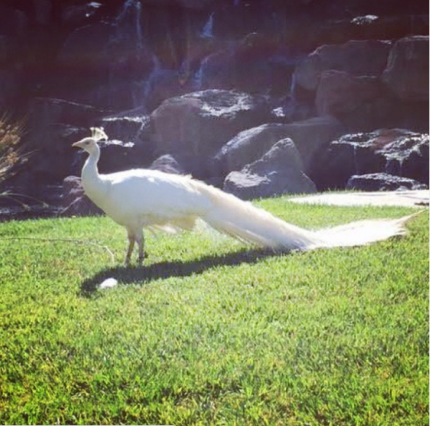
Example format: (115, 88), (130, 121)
(136, 230), (146, 266)
(125, 233), (135, 266)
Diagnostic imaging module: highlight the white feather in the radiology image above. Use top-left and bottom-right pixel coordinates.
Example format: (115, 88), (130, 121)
(73, 128), (419, 265)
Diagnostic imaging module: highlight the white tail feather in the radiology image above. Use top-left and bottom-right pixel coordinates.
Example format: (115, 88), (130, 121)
(313, 213), (418, 248)
(192, 181), (419, 251)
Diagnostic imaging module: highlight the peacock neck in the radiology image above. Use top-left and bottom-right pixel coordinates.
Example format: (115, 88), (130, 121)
(81, 146), (108, 205)
(82, 149), (101, 183)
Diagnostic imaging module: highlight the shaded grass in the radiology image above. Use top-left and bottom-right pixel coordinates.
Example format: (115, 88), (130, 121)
(0, 200), (428, 425)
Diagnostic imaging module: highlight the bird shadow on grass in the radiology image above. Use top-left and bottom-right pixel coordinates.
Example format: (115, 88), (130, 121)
(80, 248), (285, 297)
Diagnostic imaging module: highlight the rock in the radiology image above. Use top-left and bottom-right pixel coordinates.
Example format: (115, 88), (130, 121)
(223, 138), (316, 200)
(149, 154), (186, 175)
(150, 89), (272, 177)
(59, 176), (102, 217)
(15, 124), (88, 188)
(27, 98), (109, 128)
(381, 133), (429, 184)
(316, 15), (428, 47)
(96, 110), (154, 164)
(280, 117), (346, 172)
(20, 99), (110, 185)
(216, 116), (345, 175)
(56, 18), (155, 109)
(197, 33), (293, 95)
(346, 173), (428, 191)
(98, 110), (151, 145)
(310, 129), (429, 190)
(315, 70), (382, 117)
(79, 139), (151, 175)
(295, 39), (392, 93)
(216, 123), (297, 174)
(294, 37), (428, 132)
(382, 36), (429, 101)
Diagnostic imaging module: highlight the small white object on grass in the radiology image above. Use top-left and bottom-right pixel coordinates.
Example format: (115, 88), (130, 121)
(99, 277), (118, 289)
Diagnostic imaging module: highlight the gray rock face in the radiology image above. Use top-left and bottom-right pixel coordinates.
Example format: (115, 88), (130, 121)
(216, 123), (295, 174)
(216, 116), (345, 176)
(224, 138), (316, 200)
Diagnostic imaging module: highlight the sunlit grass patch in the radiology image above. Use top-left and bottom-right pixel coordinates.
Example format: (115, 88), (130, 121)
(0, 200), (428, 425)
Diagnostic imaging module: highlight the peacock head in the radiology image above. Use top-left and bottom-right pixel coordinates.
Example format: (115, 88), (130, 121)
(72, 127), (108, 155)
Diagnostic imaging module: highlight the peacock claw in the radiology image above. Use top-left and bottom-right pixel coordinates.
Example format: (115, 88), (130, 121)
(138, 252), (148, 264)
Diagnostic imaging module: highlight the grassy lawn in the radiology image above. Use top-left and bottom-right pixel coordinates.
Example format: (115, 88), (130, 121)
(0, 199), (428, 425)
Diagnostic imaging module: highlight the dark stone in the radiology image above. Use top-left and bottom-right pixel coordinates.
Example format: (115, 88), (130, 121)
(382, 36), (429, 102)
(150, 89), (272, 177)
(310, 129), (429, 190)
(216, 116), (345, 176)
(346, 173), (428, 191)
(295, 39), (392, 92)
(224, 138), (316, 200)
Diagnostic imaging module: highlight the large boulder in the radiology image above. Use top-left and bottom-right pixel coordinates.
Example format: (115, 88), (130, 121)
(382, 133), (429, 184)
(15, 124), (87, 188)
(87, 140), (151, 174)
(310, 129), (429, 190)
(96, 110), (155, 166)
(150, 89), (272, 177)
(223, 138), (316, 200)
(215, 123), (297, 174)
(382, 36), (429, 102)
(19, 98), (109, 185)
(294, 39), (392, 93)
(294, 37), (428, 131)
(216, 116), (345, 175)
(315, 70), (382, 117)
(97, 110), (151, 145)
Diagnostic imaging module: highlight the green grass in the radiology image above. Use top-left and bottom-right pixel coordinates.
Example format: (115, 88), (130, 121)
(0, 199), (428, 425)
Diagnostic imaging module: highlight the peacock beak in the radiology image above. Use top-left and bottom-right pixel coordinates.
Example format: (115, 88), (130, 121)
(72, 140), (85, 149)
